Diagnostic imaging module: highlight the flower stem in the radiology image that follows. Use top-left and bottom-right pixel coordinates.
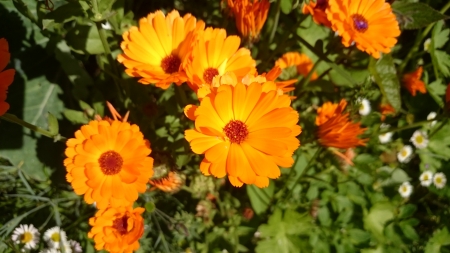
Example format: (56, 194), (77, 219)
(377, 116), (444, 135)
(0, 113), (66, 142)
(268, 0), (281, 44)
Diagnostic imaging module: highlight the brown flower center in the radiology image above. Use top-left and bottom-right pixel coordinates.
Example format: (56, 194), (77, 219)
(161, 54), (181, 74)
(224, 120), (249, 144)
(203, 67), (219, 85)
(98, 151), (123, 175)
(316, 0), (327, 9)
(351, 14), (369, 33)
(112, 215), (129, 235)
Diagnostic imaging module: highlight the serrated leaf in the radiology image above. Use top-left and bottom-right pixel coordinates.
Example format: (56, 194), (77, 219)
(369, 54), (401, 112)
(426, 79), (446, 107)
(392, 2), (449, 30)
(435, 51), (450, 77)
(432, 21), (449, 49)
(246, 183), (274, 215)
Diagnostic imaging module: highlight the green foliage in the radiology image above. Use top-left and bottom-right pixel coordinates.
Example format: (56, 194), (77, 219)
(392, 2), (449, 30)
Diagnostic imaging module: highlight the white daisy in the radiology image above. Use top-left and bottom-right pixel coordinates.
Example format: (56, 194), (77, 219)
(398, 182), (413, 198)
(427, 112), (437, 127)
(410, 130), (428, 149)
(43, 226), (68, 250)
(357, 98), (371, 116)
(101, 21), (112, 30)
(378, 123), (393, 143)
(423, 38), (431, 52)
(11, 224), (40, 252)
(433, 172), (447, 189)
(68, 239), (82, 253)
(419, 171), (433, 187)
(397, 145), (413, 163)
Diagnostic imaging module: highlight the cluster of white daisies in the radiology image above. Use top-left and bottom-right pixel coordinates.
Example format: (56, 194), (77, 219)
(11, 225), (82, 253)
(398, 171), (447, 198)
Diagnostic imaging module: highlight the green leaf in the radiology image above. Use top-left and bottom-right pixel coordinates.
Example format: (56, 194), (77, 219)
(392, 2), (449, 30)
(430, 21), (450, 78)
(426, 79), (446, 107)
(435, 50), (450, 77)
(364, 202), (395, 242)
(348, 228), (371, 245)
(63, 109), (89, 124)
(368, 54), (401, 112)
(246, 183), (274, 215)
(398, 204), (417, 219)
(145, 202), (155, 213)
(280, 0), (294, 14)
(66, 25), (105, 55)
(44, 2), (85, 24)
(425, 228), (450, 253)
(431, 21), (449, 50)
(399, 222), (418, 240)
(47, 112), (59, 135)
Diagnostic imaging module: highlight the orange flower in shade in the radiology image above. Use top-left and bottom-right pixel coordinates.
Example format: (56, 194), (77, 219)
(379, 103), (395, 121)
(402, 66), (427, 96)
(185, 27), (256, 93)
(184, 81), (301, 188)
(316, 99), (367, 149)
(302, 0), (331, 27)
(64, 104), (154, 209)
(274, 52), (318, 80)
(227, 0), (270, 42)
(326, 0), (400, 58)
(0, 38), (15, 116)
(148, 171), (184, 193)
(117, 10), (205, 89)
(263, 66), (297, 96)
(88, 206), (145, 253)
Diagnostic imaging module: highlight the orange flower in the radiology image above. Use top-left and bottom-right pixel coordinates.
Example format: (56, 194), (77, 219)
(184, 81), (301, 188)
(185, 27), (256, 93)
(148, 171), (184, 193)
(88, 206), (145, 253)
(263, 66), (297, 96)
(274, 52), (318, 80)
(117, 10), (205, 89)
(302, 0), (331, 27)
(0, 38), (15, 116)
(227, 0), (270, 42)
(316, 99), (367, 149)
(326, 0), (400, 58)
(402, 66), (426, 96)
(379, 103), (395, 121)
(64, 105), (154, 209)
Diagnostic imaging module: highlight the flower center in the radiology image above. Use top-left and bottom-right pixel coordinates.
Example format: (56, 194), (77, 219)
(351, 14), (368, 33)
(436, 177), (442, 184)
(51, 232), (60, 242)
(203, 67), (219, 85)
(98, 151), (123, 175)
(401, 150), (407, 157)
(224, 120), (249, 144)
(161, 54), (181, 74)
(401, 186), (407, 192)
(112, 215), (129, 235)
(21, 232), (33, 243)
(423, 175), (429, 180)
(316, 0), (327, 9)
(415, 135), (423, 144)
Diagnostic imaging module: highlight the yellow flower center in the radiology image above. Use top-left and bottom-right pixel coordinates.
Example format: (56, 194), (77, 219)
(436, 177), (442, 184)
(112, 215), (129, 235)
(161, 54), (181, 74)
(20, 232), (33, 243)
(224, 120), (249, 144)
(415, 135), (423, 144)
(401, 150), (408, 157)
(203, 68), (219, 85)
(51, 232), (60, 242)
(351, 14), (368, 33)
(98, 150), (124, 175)
(401, 186), (407, 193)
(423, 175), (429, 180)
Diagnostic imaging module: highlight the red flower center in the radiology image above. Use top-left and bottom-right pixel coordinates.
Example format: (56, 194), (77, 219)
(224, 120), (249, 144)
(203, 67), (219, 85)
(352, 14), (369, 33)
(316, 0), (327, 9)
(161, 54), (181, 74)
(112, 215), (129, 235)
(98, 151), (123, 175)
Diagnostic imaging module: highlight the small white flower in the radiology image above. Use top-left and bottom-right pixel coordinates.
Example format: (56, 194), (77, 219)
(433, 172), (447, 189)
(43, 226), (68, 250)
(101, 21), (112, 30)
(427, 112), (437, 127)
(419, 171), (433, 187)
(11, 224), (40, 252)
(398, 182), (413, 198)
(410, 130), (428, 149)
(424, 38), (431, 52)
(378, 123), (393, 143)
(397, 145), (413, 163)
(357, 98), (371, 116)
(68, 239), (82, 253)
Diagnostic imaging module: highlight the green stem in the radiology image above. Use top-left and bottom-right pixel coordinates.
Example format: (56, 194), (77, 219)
(0, 113), (66, 142)
(175, 85), (189, 107)
(268, 0), (281, 43)
(398, 1), (450, 73)
(378, 116), (444, 135)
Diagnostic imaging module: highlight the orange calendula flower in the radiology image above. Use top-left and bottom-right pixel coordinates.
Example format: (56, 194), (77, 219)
(184, 81), (301, 188)
(379, 103), (395, 121)
(0, 38), (15, 116)
(302, 0), (331, 27)
(316, 99), (367, 149)
(402, 66), (426, 96)
(185, 27), (256, 93)
(148, 171), (184, 193)
(117, 10), (205, 89)
(227, 0), (270, 42)
(88, 206), (145, 253)
(326, 0), (400, 58)
(274, 52), (318, 80)
(64, 104), (154, 209)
